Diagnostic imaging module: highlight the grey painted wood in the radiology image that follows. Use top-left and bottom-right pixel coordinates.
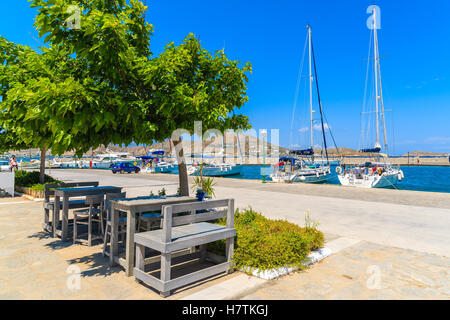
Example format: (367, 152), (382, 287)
(53, 186), (122, 241)
(162, 206), (172, 243)
(135, 244), (145, 271)
(125, 207), (136, 276)
(103, 192), (127, 257)
(164, 262), (230, 291)
(53, 195), (60, 237)
(171, 209), (227, 227)
(133, 268), (164, 291)
(107, 196), (196, 276)
(113, 196), (196, 213)
(160, 252), (172, 297)
(168, 199), (229, 214)
(110, 204), (119, 267)
(132, 199), (236, 296)
(43, 181), (98, 232)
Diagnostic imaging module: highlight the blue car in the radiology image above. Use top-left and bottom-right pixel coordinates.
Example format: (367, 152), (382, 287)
(111, 162), (141, 174)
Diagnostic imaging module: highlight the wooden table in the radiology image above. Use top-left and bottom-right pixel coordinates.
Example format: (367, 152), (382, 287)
(109, 196), (197, 276)
(53, 186), (122, 241)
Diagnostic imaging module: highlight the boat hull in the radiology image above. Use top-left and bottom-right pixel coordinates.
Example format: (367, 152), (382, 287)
(271, 166), (332, 184)
(192, 165), (242, 177)
(338, 172), (399, 188)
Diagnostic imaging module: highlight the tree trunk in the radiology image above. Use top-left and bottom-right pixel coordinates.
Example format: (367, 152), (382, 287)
(173, 138), (189, 196)
(39, 146), (47, 184)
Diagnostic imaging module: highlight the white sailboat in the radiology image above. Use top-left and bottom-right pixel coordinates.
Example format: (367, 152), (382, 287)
(338, 7), (404, 188)
(271, 25), (333, 183)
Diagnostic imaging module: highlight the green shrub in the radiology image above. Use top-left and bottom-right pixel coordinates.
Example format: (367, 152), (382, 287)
(14, 170), (61, 187)
(208, 208), (324, 272)
(30, 184), (45, 191)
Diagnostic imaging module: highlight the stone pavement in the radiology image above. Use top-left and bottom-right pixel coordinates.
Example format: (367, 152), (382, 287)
(241, 241), (450, 300)
(0, 198), (238, 300)
(2, 170), (449, 300)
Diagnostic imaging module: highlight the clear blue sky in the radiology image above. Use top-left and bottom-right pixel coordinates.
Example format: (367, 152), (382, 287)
(2, 0), (450, 154)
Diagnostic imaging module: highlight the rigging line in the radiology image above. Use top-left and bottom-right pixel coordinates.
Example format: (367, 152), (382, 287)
(391, 109), (396, 156)
(375, 42), (389, 157)
(289, 32), (309, 149)
(360, 28), (373, 150)
(322, 111), (341, 157)
(310, 33), (329, 164)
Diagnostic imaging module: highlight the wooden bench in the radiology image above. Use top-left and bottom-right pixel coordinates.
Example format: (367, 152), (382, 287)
(133, 199), (236, 297)
(42, 181), (99, 232)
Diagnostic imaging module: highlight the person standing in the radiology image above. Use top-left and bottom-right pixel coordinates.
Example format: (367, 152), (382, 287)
(9, 155), (18, 172)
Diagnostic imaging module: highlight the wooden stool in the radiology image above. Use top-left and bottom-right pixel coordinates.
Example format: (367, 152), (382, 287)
(102, 192), (127, 257)
(73, 195), (104, 246)
(137, 212), (162, 232)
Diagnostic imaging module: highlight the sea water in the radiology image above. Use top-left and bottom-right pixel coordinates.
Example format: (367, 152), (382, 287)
(223, 165), (450, 194)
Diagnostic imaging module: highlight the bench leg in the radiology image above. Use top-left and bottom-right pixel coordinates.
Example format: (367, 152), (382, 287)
(136, 244), (145, 271)
(226, 237), (234, 273)
(88, 211), (92, 247)
(102, 222), (109, 257)
(160, 252), (171, 297)
(44, 208), (49, 228)
(53, 196), (60, 238)
(200, 244), (207, 263)
(73, 214), (77, 244)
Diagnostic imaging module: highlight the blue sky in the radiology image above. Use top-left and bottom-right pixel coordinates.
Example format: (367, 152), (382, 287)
(1, 0), (450, 154)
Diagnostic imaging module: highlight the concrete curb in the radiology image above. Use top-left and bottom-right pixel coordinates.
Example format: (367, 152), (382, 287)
(14, 192), (44, 202)
(241, 247), (332, 280)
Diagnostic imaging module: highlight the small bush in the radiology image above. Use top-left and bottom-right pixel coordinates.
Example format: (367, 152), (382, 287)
(208, 208), (324, 271)
(15, 170), (61, 188)
(30, 184), (45, 191)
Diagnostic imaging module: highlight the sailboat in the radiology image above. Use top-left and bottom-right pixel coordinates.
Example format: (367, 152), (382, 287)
(191, 134), (242, 177)
(271, 25), (332, 183)
(338, 7), (404, 188)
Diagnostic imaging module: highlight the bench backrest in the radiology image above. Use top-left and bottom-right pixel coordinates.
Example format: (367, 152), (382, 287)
(44, 181), (99, 202)
(161, 199), (234, 243)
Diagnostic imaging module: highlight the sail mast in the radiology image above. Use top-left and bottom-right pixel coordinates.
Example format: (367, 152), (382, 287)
(310, 29), (330, 164)
(308, 26), (314, 151)
(373, 7), (381, 150)
(376, 38), (389, 156)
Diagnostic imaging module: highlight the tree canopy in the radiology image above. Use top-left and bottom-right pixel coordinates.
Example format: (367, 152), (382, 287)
(1, 0), (252, 193)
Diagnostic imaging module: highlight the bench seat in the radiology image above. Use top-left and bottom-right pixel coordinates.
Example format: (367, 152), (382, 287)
(135, 223), (236, 254)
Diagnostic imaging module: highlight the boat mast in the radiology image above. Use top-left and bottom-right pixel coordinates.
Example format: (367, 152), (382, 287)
(375, 28), (389, 157)
(310, 29), (330, 165)
(373, 7), (381, 150)
(308, 25), (314, 152)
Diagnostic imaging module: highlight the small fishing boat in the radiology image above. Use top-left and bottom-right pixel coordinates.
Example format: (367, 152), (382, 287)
(191, 163), (242, 177)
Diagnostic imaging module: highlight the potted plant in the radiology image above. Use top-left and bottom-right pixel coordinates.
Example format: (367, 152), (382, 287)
(192, 163), (216, 201)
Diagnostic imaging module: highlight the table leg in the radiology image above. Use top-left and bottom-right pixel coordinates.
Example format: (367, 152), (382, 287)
(61, 195), (69, 241)
(53, 195), (60, 238)
(110, 206), (119, 267)
(125, 209), (136, 277)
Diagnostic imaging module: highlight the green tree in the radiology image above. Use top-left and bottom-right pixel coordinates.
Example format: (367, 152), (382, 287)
(0, 37), (55, 182)
(3, 1), (252, 195)
(140, 35), (252, 195)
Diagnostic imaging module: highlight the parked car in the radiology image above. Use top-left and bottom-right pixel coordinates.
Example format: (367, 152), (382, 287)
(111, 162), (140, 174)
